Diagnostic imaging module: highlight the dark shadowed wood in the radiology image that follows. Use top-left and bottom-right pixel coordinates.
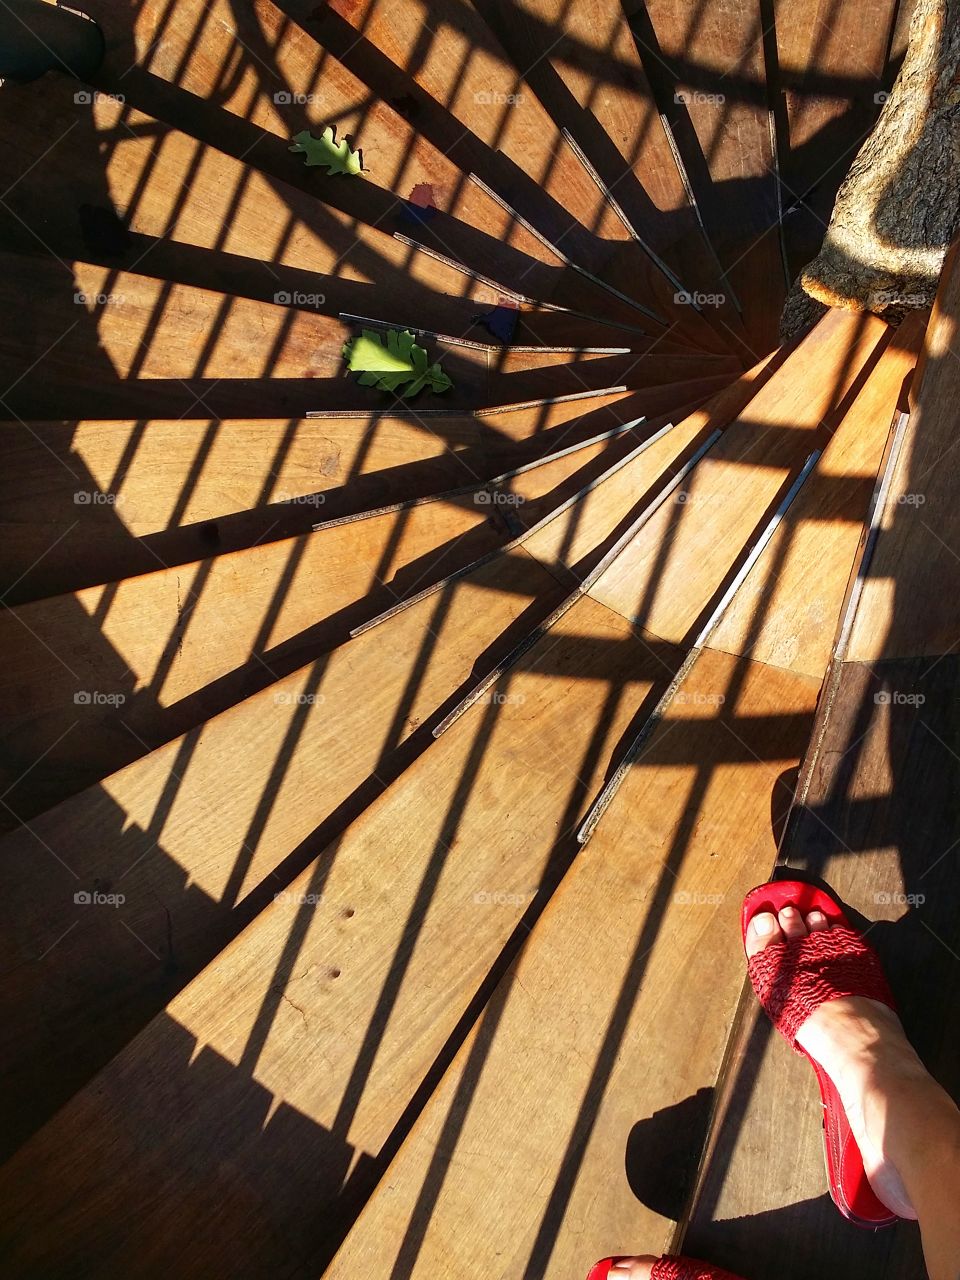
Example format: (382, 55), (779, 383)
(0, 594), (683, 1272)
(625, 0), (786, 353)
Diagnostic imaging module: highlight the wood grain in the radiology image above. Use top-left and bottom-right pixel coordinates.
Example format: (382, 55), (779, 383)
(0, 547), (566, 1155)
(0, 396), (640, 602)
(0, 417), (671, 818)
(847, 244), (960, 660)
(708, 313), (923, 676)
(774, 0), (899, 275)
(588, 309), (889, 635)
(628, 0), (786, 352)
(0, 594), (683, 1272)
(328, 651), (820, 1279)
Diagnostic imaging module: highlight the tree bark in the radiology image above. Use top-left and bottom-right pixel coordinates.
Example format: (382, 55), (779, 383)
(781, 0), (960, 338)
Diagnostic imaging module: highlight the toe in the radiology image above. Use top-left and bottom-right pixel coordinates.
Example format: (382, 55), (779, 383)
(745, 909), (783, 957)
(609, 1259), (657, 1279)
(806, 909), (829, 933)
(778, 904), (808, 940)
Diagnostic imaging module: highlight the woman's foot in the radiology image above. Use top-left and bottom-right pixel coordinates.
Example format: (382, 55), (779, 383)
(745, 903), (921, 1219)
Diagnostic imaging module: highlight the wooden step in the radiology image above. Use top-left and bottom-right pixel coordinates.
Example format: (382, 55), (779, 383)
(775, 0), (899, 277)
(0, 81), (661, 354)
(0, 375), (732, 604)
(71, 0), (672, 332)
(0, 546), (563, 1158)
(0, 314), (904, 1273)
(0, 396), (644, 603)
(465, 0), (752, 354)
(625, 0), (787, 353)
(0, 359), (765, 1222)
(0, 249), (736, 419)
(0, 413), (679, 820)
(588, 309), (889, 632)
(681, 252), (960, 1280)
(283, 0), (737, 352)
(324, 313), (927, 1279)
(0, 590), (685, 1274)
(328, 653), (821, 1280)
(521, 354), (780, 580)
(0, 385), (724, 1147)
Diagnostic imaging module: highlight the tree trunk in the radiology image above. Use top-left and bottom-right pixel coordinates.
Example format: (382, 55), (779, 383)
(781, 0), (960, 338)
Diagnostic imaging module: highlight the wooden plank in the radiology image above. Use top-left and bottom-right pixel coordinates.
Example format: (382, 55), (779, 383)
(626, 0), (786, 352)
(707, 313), (923, 676)
(847, 245), (960, 660)
(0, 390), (716, 1138)
(0, 547), (565, 1155)
(0, 83), (655, 354)
(465, 0), (751, 352)
(683, 656), (960, 1280)
(0, 250), (734, 419)
(588, 309), (890, 633)
(75, 0), (671, 331)
(0, 416), (670, 820)
(73, 0), (575, 311)
(298, 0), (735, 350)
(0, 592), (684, 1272)
(774, 0), (899, 276)
(328, 651), (821, 1279)
(0, 396), (643, 603)
(524, 350), (782, 574)
(330, 325), (926, 1274)
(681, 257), (960, 1280)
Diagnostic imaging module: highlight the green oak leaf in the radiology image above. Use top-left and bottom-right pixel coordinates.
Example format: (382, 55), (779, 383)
(289, 126), (362, 176)
(342, 329), (454, 398)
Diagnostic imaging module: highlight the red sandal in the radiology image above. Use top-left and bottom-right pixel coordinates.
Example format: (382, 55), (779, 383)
(587, 1257), (744, 1279)
(742, 879), (899, 1228)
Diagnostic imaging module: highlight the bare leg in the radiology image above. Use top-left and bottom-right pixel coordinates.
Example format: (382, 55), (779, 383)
(748, 906), (960, 1280)
(608, 906), (960, 1280)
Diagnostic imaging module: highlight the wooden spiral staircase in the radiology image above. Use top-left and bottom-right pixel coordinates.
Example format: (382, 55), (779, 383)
(1, 1), (957, 1277)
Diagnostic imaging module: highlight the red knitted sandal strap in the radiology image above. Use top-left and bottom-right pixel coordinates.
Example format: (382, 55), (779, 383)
(747, 924), (895, 1046)
(651, 1257), (744, 1280)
